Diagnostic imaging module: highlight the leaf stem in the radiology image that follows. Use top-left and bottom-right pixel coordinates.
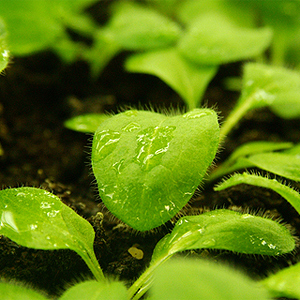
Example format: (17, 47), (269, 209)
(128, 256), (169, 300)
(80, 248), (106, 282)
(219, 96), (253, 144)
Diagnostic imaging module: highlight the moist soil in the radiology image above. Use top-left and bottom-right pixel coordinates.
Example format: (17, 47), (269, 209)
(0, 49), (300, 300)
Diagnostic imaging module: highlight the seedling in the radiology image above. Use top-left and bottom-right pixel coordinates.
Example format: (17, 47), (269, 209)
(1, 0), (300, 299)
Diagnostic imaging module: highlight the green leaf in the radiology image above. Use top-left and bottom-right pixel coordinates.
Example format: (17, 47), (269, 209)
(64, 114), (111, 133)
(177, 0), (255, 27)
(245, 152), (300, 182)
(0, 187), (104, 281)
(152, 209), (294, 261)
(0, 0), (97, 57)
(83, 28), (120, 76)
(91, 109), (219, 231)
(209, 141), (293, 181)
(60, 280), (128, 300)
(178, 13), (272, 65)
(241, 63), (300, 119)
(129, 208), (293, 299)
(220, 63), (300, 140)
(0, 282), (49, 300)
(261, 262), (300, 299)
(151, 259), (270, 300)
(215, 173), (300, 215)
(125, 48), (218, 110)
(0, 19), (9, 72)
(106, 1), (182, 50)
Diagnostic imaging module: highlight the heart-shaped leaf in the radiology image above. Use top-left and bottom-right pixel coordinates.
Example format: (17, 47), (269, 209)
(91, 109), (219, 231)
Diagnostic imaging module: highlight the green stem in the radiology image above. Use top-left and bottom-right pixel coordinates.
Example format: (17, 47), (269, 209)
(128, 256), (170, 300)
(219, 96), (253, 144)
(81, 248), (106, 282)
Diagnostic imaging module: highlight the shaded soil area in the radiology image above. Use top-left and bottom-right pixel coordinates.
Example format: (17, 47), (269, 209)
(0, 48), (300, 300)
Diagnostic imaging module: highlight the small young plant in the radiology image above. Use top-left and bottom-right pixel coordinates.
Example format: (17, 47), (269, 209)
(0, 187), (295, 299)
(91, 108), (219, 231)
(1, 0), (300, 299)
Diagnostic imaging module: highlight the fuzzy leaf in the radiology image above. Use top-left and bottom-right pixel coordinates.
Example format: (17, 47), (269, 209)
(215, 173), (300, 215)
(261, 262), (300, 299)
(0, 282), (48, 300)
(209, 141), (293, 181)
(130, 208), (293, 299)
(91, 109), (219, 231)
(60, 280), (128, 300)
(125, 48), (218, 110)
(151, 259), (270, 300)
(152, 209), (295, 262)
(178, 13), (272, 65)
(64, 114), (111, 133)
(245, 152), (300, 182)
(0, 187), (104, 281)
(106, 1), (181, 50)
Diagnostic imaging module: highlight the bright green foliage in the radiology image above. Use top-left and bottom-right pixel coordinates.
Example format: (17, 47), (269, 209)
(244, 152), (300, 182)
(241, 63), (300, 118)
(261, 262), (300, 299)
(64, 114), (111, 133)
(0, 0), (98, 57)
(0, 19), (9, 72)
(129, 208), (294, 299)
(92, 109), (219, 231)
(215, 173), (300, 215)
(150, 259), (270, 300)
(209, 141), (294, 181)
(104, 1), (181, 51)
(220, 63), (300, 140)
(230, 0), (300, 66)
(125, 48), (218, 110)
(0, 282), (49, 300)
(60, 280), (128, 300)
(0, 187), (104, 281)
(178, 13), (272, 65)
(152, 209), (294, 260)
(176, 0), (255, 27)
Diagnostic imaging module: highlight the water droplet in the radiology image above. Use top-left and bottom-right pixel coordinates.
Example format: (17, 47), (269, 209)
(183, 109), (212, 119)
(94, 129), (120, 160)
(241, 214), (254, 219)
(46, 210), (60, 218)
(16, 192), (26, 197)
(29, 224), (38, 230)
(124, 110), (138, 117)
(122, 122), (141, 132)
(40, 201), (52, 209)
(112, 159), (125, 174)
(202, 239), (216, 247)
(135, 126), (176, 170)
(1, 211), (19, 233)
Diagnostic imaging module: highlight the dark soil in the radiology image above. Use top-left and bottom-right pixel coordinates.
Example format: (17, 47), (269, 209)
(0, 49), (300, 299)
